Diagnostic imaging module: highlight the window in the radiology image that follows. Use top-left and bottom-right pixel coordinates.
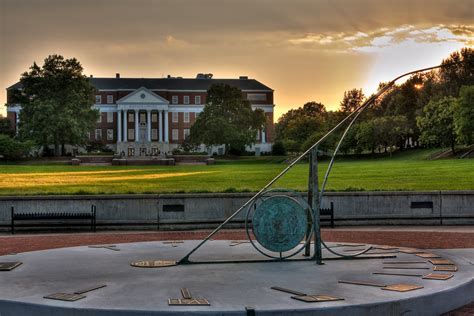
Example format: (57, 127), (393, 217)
(152, 129), (158, 140)
(172, 112), (179, 123)
(184, 129), (190, 139)
(107, 95), (113, 104)
(128, 129), (135, 140)
(87, 132), (91, 140)
(97, 113), (102, 123)
(95, 129), (102, 140)
(195, 95), (201, 104)
(95, 95), (101, 104)
(247, 93), (267, 101)
(152, 113), (158, 123)
(128, 147), (135, 157)
(183, 95), (189, 104)
(140, 113), (146, 123)
(172, 95), (178, 104)
(107, 112), (114, 123)
(107, 129), (114, 141)
(128, 112), (134, 122)
(172, 129), (179, 141)
(183, 112), (190, 123)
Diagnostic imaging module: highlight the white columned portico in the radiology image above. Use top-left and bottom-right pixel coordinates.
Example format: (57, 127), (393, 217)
(164, 110), (169, 143)
(147, 110), (151, 142)
(159, 110), (163, 142)
(135, 110), (139, 142)
(117, 111), (122, 142)
(262, 129), (266, 144)
(123, 110), (128, 142)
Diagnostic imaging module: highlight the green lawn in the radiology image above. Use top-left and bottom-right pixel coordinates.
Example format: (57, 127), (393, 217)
(0, 149), (472, 195)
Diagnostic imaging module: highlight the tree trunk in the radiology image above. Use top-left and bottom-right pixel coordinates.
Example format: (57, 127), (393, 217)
(54, 143), (61, 157)
(451, 140), (456, 155)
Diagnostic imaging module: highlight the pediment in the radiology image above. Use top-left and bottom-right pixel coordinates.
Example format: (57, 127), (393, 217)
(116, 87), (169, 104)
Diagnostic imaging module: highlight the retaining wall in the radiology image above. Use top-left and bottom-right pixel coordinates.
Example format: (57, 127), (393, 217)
(0, 191), (473, 232)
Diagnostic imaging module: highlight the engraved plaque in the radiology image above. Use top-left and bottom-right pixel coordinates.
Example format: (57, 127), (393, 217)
(44, 293), (86, 302)
(292, 295), (344, 303)
(433, 265), (457, 272)
(422, 273), (454, 280)
(382, 284), (424, 292)
(429, 259), (454, 265)
(168, 298), (210, 306)
(181, 288), (192, 299)
(0, 262), (22, 271)
(74, 285), (107, 294)
(130, 260), (177, 268)
(415, 253), (441, 258)
(252, 195), (308, 253)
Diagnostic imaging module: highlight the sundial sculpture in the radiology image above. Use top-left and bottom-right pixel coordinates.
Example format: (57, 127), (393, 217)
(131, 63), (458, 268)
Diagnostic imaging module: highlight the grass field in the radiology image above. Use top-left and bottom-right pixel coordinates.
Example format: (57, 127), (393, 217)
(0, 149), (472, 195)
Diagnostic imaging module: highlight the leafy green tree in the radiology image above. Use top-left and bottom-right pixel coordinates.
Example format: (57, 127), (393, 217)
(417, 97), (457, 154)
(189, 83), (265, 154)
(0, 115), (14, 137)
(339, 88), (365, 113)
(454, 85), (474, 145)
(14, 55), (98, 156)
(438, 48), (474, 97)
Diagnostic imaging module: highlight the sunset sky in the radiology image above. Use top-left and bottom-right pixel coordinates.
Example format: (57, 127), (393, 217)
(0, 0), (472, 119)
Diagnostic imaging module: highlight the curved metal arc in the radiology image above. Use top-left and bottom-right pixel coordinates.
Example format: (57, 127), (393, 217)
(178, 62), (454, 264)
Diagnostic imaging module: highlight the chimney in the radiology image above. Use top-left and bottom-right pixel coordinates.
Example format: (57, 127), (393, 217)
(116, 73), (120, 79)
(239, 76), (248, 80)
(89, 75), (93, 78)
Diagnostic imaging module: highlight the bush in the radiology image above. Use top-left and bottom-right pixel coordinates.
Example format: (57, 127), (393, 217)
(85, 139), (113, 153)
(0, 135), (34, 160)
(271, 141), (286, 155)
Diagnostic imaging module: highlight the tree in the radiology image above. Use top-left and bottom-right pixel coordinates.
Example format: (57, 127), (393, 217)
(417, 97), (457, 154)
(438, 48), (474, 97)
(454, 85), (474, 145)
(339, 88), (365, 113)
(14, 55), (98, 156)
(189, 83), (265, 154)
(0, 115), (14, 137)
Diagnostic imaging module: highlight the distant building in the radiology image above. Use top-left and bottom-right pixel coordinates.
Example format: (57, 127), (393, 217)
(6, 73), (274, 156)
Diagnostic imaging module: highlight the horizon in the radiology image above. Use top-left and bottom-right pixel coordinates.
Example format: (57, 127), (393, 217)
(1, 0), (473, 119)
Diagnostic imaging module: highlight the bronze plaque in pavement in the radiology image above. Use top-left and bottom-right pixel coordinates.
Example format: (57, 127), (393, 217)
(429, 258), (454, 265)
(292, 295), (344, 303)
(168, 298), (210, 306)
(382, 284), (424, 292)
(130, 260), (177, 268)
(0, 262), (22, 271)
(44, 293), (86, 302)
(433, 265), (458, 272)
(422, 273), (454, 280)
(415, 253), (441, 259)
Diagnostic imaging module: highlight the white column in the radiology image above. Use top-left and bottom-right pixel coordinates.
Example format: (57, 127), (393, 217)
(158, 110), (163, 143)
(135, 110), (139, 142)
(123, 110), (128, 142)
(164, 110), (169, 143)
(262, 129), (266, 144)
(147, 110), (151, 142)
(117, 111), (122, 142)
(15, 112), (19, 135)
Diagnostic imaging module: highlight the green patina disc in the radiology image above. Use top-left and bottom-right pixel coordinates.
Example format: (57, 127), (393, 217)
(252, 195), (308, 253)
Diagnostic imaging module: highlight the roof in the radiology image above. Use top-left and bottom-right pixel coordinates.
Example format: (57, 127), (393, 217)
(7, 77), (273, 91)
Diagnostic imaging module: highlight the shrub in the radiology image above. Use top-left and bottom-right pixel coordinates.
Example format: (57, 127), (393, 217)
(0, 135), (34, 161)
(271, 141), (286, 155)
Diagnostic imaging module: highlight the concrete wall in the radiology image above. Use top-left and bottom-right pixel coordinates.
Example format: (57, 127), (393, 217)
(0, 191), (473, 232)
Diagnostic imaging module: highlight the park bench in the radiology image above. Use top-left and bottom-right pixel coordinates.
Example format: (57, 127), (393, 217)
(11, 205), (96, 234)
(320, 202), (335, 228)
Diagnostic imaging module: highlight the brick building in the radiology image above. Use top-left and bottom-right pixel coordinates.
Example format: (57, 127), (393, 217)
(6, 74), (274, 156)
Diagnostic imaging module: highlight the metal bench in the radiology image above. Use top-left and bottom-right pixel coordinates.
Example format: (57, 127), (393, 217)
(11, 205), (96, 234)
(320, 202), (335, 228)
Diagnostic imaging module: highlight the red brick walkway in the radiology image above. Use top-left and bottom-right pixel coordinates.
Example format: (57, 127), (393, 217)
(2, 227), (474, 256)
